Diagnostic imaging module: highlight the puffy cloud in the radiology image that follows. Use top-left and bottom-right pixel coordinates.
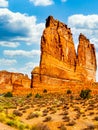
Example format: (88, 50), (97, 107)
(0, 0), (8, 7)
(0, 58), (17, 66)
(68, 14), (98, 29)
(29, 0), (54, 6)
(68, 14), (98, 49)
(0, 41), (20, 48)
(7, 62), (39, 78)
(4, 49), (40, 58)
(0, 8), (45, 45)
(19, 62), (39, 77)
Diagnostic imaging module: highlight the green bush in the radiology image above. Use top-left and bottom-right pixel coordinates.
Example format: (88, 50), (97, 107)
(35, 93), (42, 98)
(66, 90), (72, 95)
(79, 89), (91, 99)
(4, 92), (13, 97)
(7, 120), (15, 127)
(43, 89), (47, 93)
(26, 93), (32, 98)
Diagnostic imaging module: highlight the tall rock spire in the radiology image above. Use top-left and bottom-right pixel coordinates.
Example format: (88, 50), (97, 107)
(40, 16), (77, 80)
(76, 33), (97, 81)
(31, 16), (97, 90)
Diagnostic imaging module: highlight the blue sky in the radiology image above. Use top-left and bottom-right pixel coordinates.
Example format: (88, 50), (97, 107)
(0, 0), (98, 80)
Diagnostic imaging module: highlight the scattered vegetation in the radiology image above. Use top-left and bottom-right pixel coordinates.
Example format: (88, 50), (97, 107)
(13, 110), (23, 117)
(66, 89), (72, 95)
(26, 111), (40, 120)
(43, 89), (47, 93)
(26, 93), (32, 98)
(0, 112), (29, 130)
(0, 92), (97, 130)
(43, 116), (52, 122)
(31, 123), (50, 130)
(35, 93), (42, 98)
(79, 89), (91, 99)
(4, 92), (13, 97)
(58, 124), (67, 130)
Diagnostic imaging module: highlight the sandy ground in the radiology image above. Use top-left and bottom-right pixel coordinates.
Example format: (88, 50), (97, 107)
(1, 93), (98, 130)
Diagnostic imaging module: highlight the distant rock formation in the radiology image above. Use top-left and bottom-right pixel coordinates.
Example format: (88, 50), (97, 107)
(0, 70), (31, 94)
(31, 16), (97, 91)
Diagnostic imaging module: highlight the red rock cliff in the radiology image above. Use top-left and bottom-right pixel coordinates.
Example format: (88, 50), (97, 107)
(31, 16), (97, 91)
(76, 34), (97, 81)
(40, 16), (78, 80)
(0, 70), (31, 94)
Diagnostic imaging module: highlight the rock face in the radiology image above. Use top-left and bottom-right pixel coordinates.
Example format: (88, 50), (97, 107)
(40, 16), (77, 80)
(0, 70), (31, 94)
(76, 34), (97, 81)
(31, 16), (97, 92)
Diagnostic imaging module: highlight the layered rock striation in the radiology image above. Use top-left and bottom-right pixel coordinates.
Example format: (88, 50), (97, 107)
(76, 34), (97, 81)
(0, 70), (31, 94)
(31, 16), (97, 91)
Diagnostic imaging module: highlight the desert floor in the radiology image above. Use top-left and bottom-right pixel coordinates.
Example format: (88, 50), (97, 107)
(0, 92), (98, 130)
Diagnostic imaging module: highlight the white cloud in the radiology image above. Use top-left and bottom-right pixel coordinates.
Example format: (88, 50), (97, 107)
(4, 49), (40, 58)
(0, 41), (20, 48)
(0, 0), (8, 7)
(20, 62), (39, 77)
(7, 62), (39, 78)
(29, 0), (54, 6)
(0, 58), (17, 66)
(0, 8), (45, 45)
(68, 14), (98, 29)
(68, 14), (98, 49)
(61, 0), (67, 2)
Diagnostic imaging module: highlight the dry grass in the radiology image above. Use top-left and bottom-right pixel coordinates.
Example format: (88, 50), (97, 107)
(0, 93), (98, 130)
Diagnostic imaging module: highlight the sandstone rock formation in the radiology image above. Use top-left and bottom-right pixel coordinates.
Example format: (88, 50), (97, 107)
(0, 70), (31, 94)
(31, 16), (97, 92)
(76, 34), (97, 81)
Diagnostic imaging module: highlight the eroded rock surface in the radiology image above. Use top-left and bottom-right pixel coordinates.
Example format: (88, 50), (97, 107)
(0, 70), (31, 94)
(76, 34), (97, 81)
(31, 16), (97, 91)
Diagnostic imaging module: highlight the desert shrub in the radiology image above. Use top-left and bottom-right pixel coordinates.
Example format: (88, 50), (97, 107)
(66, 90), (72, 95)
(79, 89), (91, 99)
(0, 112), (29, 130)
(7, 120), (15, 127)
(0, 112), (7, 122)
(43, 89), (47, 93)
(13, 110), (23, 116)
(31, 123), (50, 130)
(43, 116), (52, 122)
(67, 120), (76, 126)
(4, 92), (13, 97)
(94, 116), (98, 121)
(58, 124), (67, 130)
(0, 106), (4, 112)
(35, 93), (42, 98)
(26, 112), (39, 120)
(26, 93), (32, 98)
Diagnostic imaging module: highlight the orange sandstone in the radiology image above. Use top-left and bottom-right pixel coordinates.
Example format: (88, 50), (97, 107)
(0, 70), (31, 94)
(31, 16), (97, 92)
(0, 16), (97, 95)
